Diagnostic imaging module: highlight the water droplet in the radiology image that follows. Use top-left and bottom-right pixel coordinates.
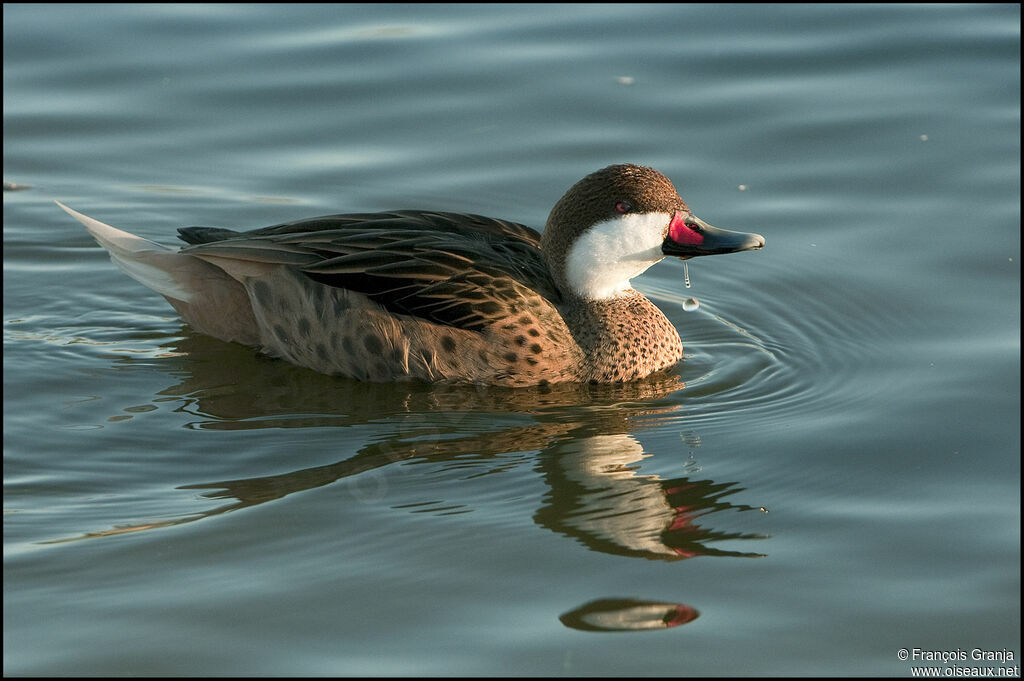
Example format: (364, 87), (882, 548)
(683, 261), (691, 288)
(682, 297), (700, 312)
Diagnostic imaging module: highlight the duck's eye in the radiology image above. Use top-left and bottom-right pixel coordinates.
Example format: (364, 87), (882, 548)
(615, 201), (632, 214)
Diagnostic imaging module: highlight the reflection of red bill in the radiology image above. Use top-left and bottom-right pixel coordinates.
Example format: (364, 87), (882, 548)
(559, 598), (699, 632)
(663, 603), (700, 628)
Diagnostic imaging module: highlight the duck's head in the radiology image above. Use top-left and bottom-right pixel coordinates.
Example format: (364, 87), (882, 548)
(542, 164), (764, 301)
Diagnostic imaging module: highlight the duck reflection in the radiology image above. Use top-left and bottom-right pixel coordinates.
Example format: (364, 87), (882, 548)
(536, 433), (765, 561)
(559, 598), (699, 632)
(168, 430), (765, 562)
(58, 332), (770, 557)
(54, 331), (769, 630)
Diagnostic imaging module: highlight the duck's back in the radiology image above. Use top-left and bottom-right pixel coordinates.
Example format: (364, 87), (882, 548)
(171, 211), (585, 385)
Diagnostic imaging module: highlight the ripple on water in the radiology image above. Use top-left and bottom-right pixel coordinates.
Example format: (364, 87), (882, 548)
(649, 253), (899, 434)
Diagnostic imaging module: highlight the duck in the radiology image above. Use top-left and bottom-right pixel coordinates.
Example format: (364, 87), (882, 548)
(59, 164), (764, 387)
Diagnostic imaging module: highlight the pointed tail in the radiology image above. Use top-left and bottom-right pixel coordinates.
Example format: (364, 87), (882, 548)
(57, 201), (197, 302)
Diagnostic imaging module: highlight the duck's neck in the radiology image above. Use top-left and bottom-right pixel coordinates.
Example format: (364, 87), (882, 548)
(562, 290), (683, 382)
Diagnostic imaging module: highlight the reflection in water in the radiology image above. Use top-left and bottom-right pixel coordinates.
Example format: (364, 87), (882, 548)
(50, 330), (769, 630)
(55, 333), (768, 557)
(559, 598), (699, 632)
(536, 433), (766, 560)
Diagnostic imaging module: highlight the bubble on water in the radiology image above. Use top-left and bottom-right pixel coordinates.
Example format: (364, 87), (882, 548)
(682, 297), (700, 312)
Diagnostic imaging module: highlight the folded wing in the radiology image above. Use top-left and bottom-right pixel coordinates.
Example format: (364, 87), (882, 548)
(178, 211), (561, 333)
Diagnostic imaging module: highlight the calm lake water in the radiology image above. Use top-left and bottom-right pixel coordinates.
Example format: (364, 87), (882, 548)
(4, 3), (1020, 676)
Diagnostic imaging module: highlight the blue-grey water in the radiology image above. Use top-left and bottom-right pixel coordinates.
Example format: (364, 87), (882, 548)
(4, 3), (1019, 676)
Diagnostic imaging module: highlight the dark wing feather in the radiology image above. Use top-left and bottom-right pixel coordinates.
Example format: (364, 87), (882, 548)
(181, 210), (543, 248)
(178, 210), (559, 333)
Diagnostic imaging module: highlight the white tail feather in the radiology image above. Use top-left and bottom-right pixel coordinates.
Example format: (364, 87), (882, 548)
(57, 201), (197, 302)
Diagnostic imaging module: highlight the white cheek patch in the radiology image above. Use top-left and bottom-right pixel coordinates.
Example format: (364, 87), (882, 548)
(565, 212), (671, 300)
